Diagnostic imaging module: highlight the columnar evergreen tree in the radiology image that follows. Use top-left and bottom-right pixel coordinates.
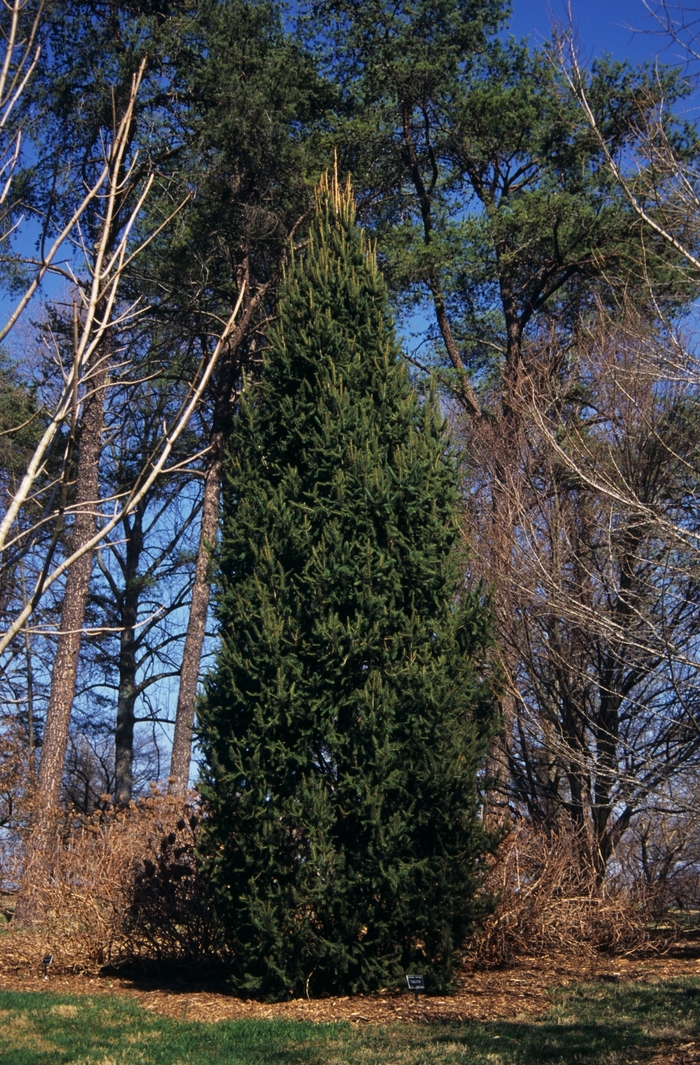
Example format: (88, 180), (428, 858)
(198, 172), (497, 999)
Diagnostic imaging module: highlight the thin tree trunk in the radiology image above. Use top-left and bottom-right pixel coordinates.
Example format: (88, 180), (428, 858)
(168, 451), (221, 795)
(168, 279), (264, 795)
(114, 622), (137, 805)
(400, 102), (481, 418)
(36, 365), (108, 806)
(113, 507), (143, 805)
(19, 559), (35, 771)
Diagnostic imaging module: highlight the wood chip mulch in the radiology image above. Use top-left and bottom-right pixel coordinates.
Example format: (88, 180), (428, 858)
(649, 1050), (700, 1065)
(2, 937), (700, 1027)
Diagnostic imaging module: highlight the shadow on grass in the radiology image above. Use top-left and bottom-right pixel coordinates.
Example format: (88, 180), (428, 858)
(1, 978), (699, 1063)
(0, 990), (340, 1065)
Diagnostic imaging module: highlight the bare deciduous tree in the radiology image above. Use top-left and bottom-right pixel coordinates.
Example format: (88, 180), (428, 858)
(465, 316), (700, 875)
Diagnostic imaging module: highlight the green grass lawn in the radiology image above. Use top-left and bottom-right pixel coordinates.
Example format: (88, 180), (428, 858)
(1, 977), (699, 1064)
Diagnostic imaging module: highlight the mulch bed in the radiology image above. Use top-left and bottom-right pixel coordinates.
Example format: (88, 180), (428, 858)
(2, 932), (700, 1026)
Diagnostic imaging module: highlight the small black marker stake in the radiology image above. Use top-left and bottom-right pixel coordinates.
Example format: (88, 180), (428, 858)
(406, 974), (425, 1002)
(42, 954), (53, 980)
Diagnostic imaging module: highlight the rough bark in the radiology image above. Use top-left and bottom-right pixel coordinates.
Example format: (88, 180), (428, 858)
(36, 365), (108, 806)
(12, 365), (107, 926)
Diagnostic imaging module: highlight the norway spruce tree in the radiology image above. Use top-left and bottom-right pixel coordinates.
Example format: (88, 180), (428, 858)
(198, 173), (496, 999)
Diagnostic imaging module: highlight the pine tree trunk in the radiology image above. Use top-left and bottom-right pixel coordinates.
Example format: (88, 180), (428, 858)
(114, 624), (137, 805)
(36, 365), (108, 805)
(168, 450), (221, 795)
(113, 512), (143, 805)
(13, 366), (107, 926)
(168, 283), (259, 796)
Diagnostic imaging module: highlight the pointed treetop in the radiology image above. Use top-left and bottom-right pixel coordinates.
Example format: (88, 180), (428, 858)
(316, 150), (355, 220)
(309, 153), (377, 283)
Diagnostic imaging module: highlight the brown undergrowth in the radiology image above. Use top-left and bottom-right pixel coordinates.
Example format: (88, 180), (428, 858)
(0, 809), (663, 980)
(466, 821), (654, 965)
(1, 789), (218, 974)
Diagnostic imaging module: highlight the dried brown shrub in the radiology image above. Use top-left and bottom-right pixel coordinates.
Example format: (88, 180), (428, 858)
(617, 808), (700, 916)
(2, 793), (668, 979)
(467, 822), (651, 965)
(124, 807), (223, 966)
(0, 790), (219, 975)
(0, 719), (28, 836)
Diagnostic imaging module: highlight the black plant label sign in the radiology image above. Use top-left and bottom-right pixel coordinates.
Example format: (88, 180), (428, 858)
(406, 975), (425, 991)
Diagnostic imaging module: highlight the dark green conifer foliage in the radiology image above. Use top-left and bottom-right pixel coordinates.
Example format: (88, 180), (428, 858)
(198, 172), (496, 999)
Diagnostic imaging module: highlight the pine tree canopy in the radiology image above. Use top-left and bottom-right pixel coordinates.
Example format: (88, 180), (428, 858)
(197, 169), (497, 1000)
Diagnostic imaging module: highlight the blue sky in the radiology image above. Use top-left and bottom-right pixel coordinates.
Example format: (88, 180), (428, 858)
(8, 2), (684, 328)
(509, 0), (675, 63)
